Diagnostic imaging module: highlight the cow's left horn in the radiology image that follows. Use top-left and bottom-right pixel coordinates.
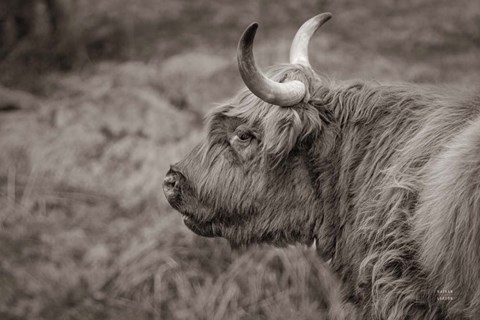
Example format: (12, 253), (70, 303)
(289, 13), (332, 67)
(237, 23), (306, 107)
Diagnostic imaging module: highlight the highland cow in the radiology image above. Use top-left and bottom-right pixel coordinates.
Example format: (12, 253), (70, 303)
(163, 13), (480, 319)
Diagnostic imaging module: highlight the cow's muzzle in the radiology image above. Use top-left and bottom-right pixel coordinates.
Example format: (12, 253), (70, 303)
(163, 167), (185, 209)
(163, 167), (220, 238)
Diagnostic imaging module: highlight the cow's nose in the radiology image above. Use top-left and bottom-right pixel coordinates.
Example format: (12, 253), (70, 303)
(163, 171), (179, 191)
(163, 168), (183, 204)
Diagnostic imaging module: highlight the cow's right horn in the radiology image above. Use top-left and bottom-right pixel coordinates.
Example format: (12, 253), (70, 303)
(237, 23), (306, 107)
(290, 13), (332, 68)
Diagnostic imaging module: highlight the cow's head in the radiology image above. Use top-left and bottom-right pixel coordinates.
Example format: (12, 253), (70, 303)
(164, 13), (336, 247)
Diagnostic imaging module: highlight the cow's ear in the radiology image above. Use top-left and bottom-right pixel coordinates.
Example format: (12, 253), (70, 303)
(263, 109), (303, 162)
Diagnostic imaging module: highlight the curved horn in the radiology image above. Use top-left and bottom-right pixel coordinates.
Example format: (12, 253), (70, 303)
(289, 13), (332, 67)
(237, 23), (306, 107)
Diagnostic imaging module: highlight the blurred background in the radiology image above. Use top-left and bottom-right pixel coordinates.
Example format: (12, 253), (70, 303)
(0, 0), (479, 319)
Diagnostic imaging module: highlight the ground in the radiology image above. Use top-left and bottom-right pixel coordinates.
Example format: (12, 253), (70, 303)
(0, 1), (479, 319)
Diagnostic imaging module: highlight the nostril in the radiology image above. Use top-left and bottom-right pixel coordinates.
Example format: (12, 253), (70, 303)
(164, 167), (186, 193)
(163, 174), (178, 190)
(163, 168), (186, 208)
(164, 176), (178, 189)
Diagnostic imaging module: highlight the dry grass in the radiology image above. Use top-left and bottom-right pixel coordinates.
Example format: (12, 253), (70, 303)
(0, 0), (479, 319)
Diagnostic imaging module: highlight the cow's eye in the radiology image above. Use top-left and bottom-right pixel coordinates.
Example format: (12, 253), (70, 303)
(230, 127), (258, 160)
(234, 126), (254, 143)
(236, 131), (252, 142)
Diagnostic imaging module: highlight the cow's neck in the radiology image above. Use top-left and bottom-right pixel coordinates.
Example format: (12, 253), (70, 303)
(304, 81), (421, 280)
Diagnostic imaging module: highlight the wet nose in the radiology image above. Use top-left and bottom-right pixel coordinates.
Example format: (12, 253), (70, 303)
(163, 168), (183, 204)
(163, 170), (179, 191)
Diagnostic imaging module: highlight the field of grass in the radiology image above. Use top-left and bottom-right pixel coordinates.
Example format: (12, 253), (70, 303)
(0, 1), (479, 319)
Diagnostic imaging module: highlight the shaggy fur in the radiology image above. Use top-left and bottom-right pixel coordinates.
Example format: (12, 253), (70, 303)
(167, 64), (480, 319)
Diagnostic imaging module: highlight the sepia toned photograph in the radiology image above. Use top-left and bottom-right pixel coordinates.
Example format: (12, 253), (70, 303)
(1, 0), (480, 319)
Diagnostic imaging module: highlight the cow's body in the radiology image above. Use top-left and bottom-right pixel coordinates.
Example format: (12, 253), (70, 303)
(313, 79), (480, 319)
(163, 14), (480, 319)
